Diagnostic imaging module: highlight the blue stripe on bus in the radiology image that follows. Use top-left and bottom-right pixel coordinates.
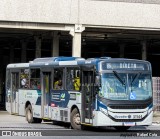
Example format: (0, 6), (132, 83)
(148, 103), (153, 109)
(35, 90), (41, 105)
(35, 96), (41, 105)
(97, 100), (107, 111)
(37, 90), (42, 95)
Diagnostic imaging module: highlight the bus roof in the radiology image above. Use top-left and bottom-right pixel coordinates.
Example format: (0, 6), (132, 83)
(7, 63), (29, 68)
(30, 57), (85, 67)
(29, 57), (150, 67)
(7, 57), (151, 69)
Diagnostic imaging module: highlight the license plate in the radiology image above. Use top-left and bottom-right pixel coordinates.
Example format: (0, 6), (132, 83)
(124, 122), (135, 126)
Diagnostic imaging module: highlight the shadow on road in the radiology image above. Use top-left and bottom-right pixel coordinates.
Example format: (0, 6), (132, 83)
(43, 120), (148, 133)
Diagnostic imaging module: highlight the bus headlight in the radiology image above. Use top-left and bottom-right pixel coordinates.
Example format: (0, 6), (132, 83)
(99, 107), (108, 116)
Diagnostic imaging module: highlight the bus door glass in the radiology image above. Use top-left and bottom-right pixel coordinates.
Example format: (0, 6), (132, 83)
(81, 68), (95, 124)
(11, 72), (19, 114)
(42, 72), (51, 118)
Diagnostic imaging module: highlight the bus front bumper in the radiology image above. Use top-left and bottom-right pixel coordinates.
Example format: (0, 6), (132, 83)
(92, 111), (153, 127)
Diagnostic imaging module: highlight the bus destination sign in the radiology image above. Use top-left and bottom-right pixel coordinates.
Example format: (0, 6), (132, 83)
(102, 62), (149, 71)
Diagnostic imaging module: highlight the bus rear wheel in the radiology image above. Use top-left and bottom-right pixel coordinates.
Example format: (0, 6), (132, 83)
(70, 108), (81, 130)
(25, 104), (42, 123)
(26, 104), (34, 123)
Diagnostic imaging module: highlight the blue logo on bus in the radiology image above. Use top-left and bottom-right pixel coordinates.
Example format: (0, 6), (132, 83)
(130, 92), (136, 100)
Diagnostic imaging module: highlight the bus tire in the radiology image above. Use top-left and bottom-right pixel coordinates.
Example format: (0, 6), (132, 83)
(114, 126), (130, 131)
(25, 104), (34, 123)
(70, 108), (81, 130)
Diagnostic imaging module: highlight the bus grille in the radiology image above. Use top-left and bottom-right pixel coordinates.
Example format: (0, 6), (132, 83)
(108, 115), (147, 122)
(109, 105), (146, 109)
(110, 118), (142, 122)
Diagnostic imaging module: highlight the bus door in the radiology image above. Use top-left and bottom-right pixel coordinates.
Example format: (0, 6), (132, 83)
(81, 66), (95, 125)
(42, 72), (51, 118)
(11, 72), (19, 114)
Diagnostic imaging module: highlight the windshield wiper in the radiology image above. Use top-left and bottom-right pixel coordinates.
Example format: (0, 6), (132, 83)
(113, 70), (125, 86)
(131, 72), (141, 86)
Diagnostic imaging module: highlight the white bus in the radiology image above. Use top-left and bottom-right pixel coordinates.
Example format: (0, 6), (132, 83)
(6, 57), (153, 130)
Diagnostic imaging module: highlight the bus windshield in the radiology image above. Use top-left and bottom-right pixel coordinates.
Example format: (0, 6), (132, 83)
(100, 72), (152, 100)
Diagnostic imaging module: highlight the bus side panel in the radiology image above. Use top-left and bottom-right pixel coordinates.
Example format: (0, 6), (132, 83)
(18, 89), (25, 116)
(6, 89), (11, 113)
(18, 89), (41, 116)
(18, 103), (25, 116)
(51, 107), (65, 121)
(67, 92), (82, 122)
(50, 91), (81, 122)
(32, 105), (42, 118)
(43, 106), (51, 119)
(15, 91), (19, 114)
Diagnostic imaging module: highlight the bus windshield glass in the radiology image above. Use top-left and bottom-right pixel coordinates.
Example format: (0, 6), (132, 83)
(100, 72), (152, 100)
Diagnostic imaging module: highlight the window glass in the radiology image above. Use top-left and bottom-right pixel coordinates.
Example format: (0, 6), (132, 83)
(66, 68), (80, 91)
(20, 69), (29, 88)
(101, 73), (127, 100)
(100, 72), (152, 101)
(129, 73), (152, 100)
(30, 69), (40, 89)
(53, 68), (63, 90)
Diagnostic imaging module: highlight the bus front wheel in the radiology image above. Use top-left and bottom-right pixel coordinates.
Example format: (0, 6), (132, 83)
(70, 108), (81, 130)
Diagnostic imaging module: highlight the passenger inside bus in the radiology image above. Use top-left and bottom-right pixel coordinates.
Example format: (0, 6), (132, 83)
(101, 79), (115, 97)
(30, 80), (37, 89)
(73, 76), (80, 91)
(108, 80), (115, 93)
(54, 79), (63, 90)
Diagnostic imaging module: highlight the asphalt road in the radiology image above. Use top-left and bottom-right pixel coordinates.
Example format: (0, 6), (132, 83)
(0, 111), (160, 139)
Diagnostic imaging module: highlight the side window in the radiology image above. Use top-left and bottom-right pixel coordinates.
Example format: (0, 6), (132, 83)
(66, 67), (80, 91)
(53, 68), (64, 90)
(20, 69), (29, 88)
(30, 69), (41, 89)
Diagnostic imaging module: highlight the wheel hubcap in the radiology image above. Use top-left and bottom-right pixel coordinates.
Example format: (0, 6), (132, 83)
(73, 113), (80, 125)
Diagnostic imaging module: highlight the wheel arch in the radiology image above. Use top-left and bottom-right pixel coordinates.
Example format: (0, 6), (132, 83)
(25, 101), (31, 110)
(70, 105), (80, 114)
(70, 105), (81, 119)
